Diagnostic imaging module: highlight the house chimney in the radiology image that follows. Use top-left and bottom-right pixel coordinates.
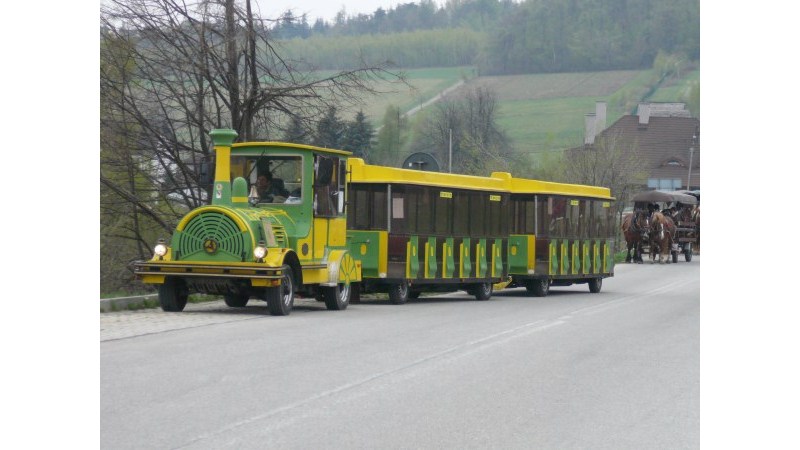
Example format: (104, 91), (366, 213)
(595, 101), (607, 135)
(638, 103), (651, 125)
(584, 113), (596, 145)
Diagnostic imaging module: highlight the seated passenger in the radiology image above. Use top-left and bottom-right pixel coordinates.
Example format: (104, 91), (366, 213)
(256, 173), (289, 201)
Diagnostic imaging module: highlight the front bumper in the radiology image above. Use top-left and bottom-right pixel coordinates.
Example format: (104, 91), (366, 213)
(133, 260), (284, 285)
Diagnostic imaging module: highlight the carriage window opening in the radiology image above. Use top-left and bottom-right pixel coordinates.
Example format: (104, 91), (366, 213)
(536, 197), (547, 238)
(434, 191), (452, 235)
(406, 187), (420, 234)
(372, 185), (388, 230)
(453, 191), (470, 236)
(391, 187), (407, 233)
(230, 154), (303, 204)
(348, 185), (370, 230)
(550, 197), (567, 237)
(470, 193), (486, 236)
(567, 200), (580, 237)
(489, 195), (502, 236)
(415, 187), (433, 234)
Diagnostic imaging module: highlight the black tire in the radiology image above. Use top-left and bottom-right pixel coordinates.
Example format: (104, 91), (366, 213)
(672, 250), (679, 263)
(589, 277), (602, 293)
(266, 265), (294, 316)
(474, 282), (493, 301)
(321, 282), (350, 311)
(684, 247), (693, 262)
(388, 280), (410, 305)
(159, 278), (188, 312)
(224, 293), (249, 308)
(527, 278), (550, 297)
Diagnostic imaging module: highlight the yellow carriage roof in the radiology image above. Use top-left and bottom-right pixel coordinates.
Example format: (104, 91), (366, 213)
(348, 158), (509, 192)
(493, 172), (615, 200)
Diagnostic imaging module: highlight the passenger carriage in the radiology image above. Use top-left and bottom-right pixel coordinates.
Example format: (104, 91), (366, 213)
(502, 175), (616, 296)
(346, 159), (510, 303)
(630, 190), (698, 263)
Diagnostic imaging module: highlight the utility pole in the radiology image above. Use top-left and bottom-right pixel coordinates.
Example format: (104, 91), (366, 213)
(687, 134), (696, 190)
(448, 128), (452, 173)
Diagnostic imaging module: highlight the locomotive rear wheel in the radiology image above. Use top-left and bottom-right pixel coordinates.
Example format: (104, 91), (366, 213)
(527, 278), (550, 297)
(266, 265), (294, 316)
(321, 282), (350, 311)
(224, 294), (249, 308)
(159, 278), (188, 312)
(389, 281), (410, 304)
(589, 277), (602, 293)
(474, 282), (493, 301)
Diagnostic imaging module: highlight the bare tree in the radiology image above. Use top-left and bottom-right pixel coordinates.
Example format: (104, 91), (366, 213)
(100, 0), (403, 292)
(558, 129), (648, 250)
(411, 84), (514, 175)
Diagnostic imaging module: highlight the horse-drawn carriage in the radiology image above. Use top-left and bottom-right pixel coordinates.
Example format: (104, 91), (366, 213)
(623, 190), (699, 264)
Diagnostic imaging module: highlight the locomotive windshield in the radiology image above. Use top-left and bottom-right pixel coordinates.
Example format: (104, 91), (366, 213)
(230, 154), (303, 204)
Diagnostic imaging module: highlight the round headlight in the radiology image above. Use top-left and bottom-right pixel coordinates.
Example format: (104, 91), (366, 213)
(253, 246), (267, 260)
(154, 244), (168, 257)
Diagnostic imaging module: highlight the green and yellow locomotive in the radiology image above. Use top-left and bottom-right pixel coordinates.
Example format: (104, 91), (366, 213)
(134, 129), (360, 315)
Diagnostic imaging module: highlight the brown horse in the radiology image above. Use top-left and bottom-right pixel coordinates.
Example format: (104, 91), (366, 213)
(649, 212), (677, 264)
(621, 211), (650, 263)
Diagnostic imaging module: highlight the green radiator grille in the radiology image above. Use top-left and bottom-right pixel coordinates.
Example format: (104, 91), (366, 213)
(176, 211), (248, 261)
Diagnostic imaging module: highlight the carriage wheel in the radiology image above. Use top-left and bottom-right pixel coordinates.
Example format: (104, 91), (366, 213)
(389, 280), (410, 304)
(672, 250), (679, 264)
(224, 293), (249, 308)
(526, 278), (549, 297)
(474, 282), (493, 301)
(589, 277), (602, 293)
(684, 246), (693, 262)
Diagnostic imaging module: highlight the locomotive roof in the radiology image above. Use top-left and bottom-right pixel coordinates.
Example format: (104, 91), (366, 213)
(232, 141), (352, 157)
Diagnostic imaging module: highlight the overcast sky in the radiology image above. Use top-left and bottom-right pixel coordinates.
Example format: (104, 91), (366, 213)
(255, 0), (447, 23)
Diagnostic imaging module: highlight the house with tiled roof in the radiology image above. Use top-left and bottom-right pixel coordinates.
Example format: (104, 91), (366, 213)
(580, 102), (700, 190)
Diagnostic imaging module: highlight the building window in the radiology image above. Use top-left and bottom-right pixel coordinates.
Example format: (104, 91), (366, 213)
(648, 178), (683, 190)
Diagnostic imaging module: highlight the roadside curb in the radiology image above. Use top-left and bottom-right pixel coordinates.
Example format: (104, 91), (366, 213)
(100, 294), (158, 312)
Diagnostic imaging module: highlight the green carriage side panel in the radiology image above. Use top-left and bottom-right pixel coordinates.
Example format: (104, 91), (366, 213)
(560, 239), (570, 275)
(582, 240), (591, 275)
(593, 240), (601, 274)
(425, 236), (438, 278)
(571, 241), (580, 275)
(406, 235), (420, 279)
(507, 235), (528, 275)
(604, 240), (614, 273)
(347, 230), (382, 278)
(492, 238), (503, 277)
(443, 238), (455, 278)
(549, 240), (558, 276)
(476, 238), (488, 278)
(460, 238), (472, 278)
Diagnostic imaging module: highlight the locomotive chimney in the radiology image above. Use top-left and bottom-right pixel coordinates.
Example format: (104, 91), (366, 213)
(584, 113), (597, 145)
(209, 128), (239, 206)
(595, 101), (607, 134)
(638, 103), (651, 126)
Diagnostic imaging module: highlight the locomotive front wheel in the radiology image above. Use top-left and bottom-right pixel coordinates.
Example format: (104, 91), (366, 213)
(159, 278), (188, 312)
(266, 265), (294, 316)
(389, 280), (410, 304)
(321, 282), (350, 311)
(474, 282), (493, 301)
(527, 278), (550, 297)
(589, 277), (602, 293)
(224, 294), (249, 308)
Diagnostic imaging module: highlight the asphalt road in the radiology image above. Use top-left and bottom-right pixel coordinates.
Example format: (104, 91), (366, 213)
(101, 257), (699, 449)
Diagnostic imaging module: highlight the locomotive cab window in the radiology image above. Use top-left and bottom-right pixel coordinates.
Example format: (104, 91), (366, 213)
(314, 155), (346, 217)
(230, 154), (303, 204)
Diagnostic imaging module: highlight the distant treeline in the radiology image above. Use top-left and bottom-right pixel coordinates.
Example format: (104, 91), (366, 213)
(275, 0), (699, 75)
